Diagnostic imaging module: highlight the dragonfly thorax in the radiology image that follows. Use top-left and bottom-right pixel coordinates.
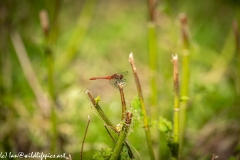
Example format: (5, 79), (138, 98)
(112, 74), (122, 79)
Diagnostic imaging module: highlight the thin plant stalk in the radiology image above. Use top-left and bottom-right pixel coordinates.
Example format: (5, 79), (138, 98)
(179, 13), (190, 149)
(172, 54), (180, 160)
(109, 112), (133, 160)
(10, 31), (50, 116)
(118, 84), (127, 120)
(129, 53), (156, 160)
(104, 125), (117, 143)
(80, 116), (91, 160)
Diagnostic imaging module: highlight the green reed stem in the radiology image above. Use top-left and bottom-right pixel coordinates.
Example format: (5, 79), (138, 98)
(129, 53), (156, 160)
(178, 14), (190, 151)
(148, 23), (158, 106)
(172, 54), (180, 160)
(147, 0), (157, 110)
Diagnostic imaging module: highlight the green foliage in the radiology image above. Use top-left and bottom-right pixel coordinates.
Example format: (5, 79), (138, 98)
(149, 119), (157, 128)
(131, 97), (143, 121)
(229, 157), (237, 160)
(168, 142), (179, 159)
(158, 116), (173, 134)
(92, 145), (132, 160)
(131, 97), (141, 111)
(1, 0), (240, 159)
(159, 116), (178, 157)
(120, 145), (132, 160)
(92, 148), (113, 160)
(158, 116), (173, 144)
(95, 95), (101, 104)
(180, 96), (190, 102)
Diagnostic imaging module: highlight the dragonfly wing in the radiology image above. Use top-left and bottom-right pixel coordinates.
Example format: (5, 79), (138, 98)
(109, 79), (119, 89)
(117, 71), (128, 77)
(109, 78), (126, 89)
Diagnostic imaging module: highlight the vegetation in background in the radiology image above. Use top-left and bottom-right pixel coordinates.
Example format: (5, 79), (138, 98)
(0, 0), (240, 159)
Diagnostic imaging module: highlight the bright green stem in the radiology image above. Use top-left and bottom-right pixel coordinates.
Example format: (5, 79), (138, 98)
(148, 23), (158, 106)
(109, 112), (132, 159)
(145, 24), (160, 159)
(56, 0), (96, 72)
(109, 122), (131, 160)
(172, 55), (180, 160)
(179, 14), (190, 151)
(172, 92), (180, 160)
(173, 92), (180, 144)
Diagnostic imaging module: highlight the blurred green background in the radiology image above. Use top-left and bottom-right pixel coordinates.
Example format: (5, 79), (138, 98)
(1, 0), (240, 159)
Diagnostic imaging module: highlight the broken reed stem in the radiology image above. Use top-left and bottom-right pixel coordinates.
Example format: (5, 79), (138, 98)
(179, 13), (190, 49)
(109, 112), (133, 160)
(148, 0), (156, 22)
(172, 54), (180, 160)
(80, 116), (91, 160)
(86, 90), (117, 132)
(118, 84), (127, 120)
(179, 13), (190, 150)
(129, 53), (156, 160)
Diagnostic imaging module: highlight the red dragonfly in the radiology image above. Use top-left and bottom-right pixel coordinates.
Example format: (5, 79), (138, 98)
(89, 71), (128, 88)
